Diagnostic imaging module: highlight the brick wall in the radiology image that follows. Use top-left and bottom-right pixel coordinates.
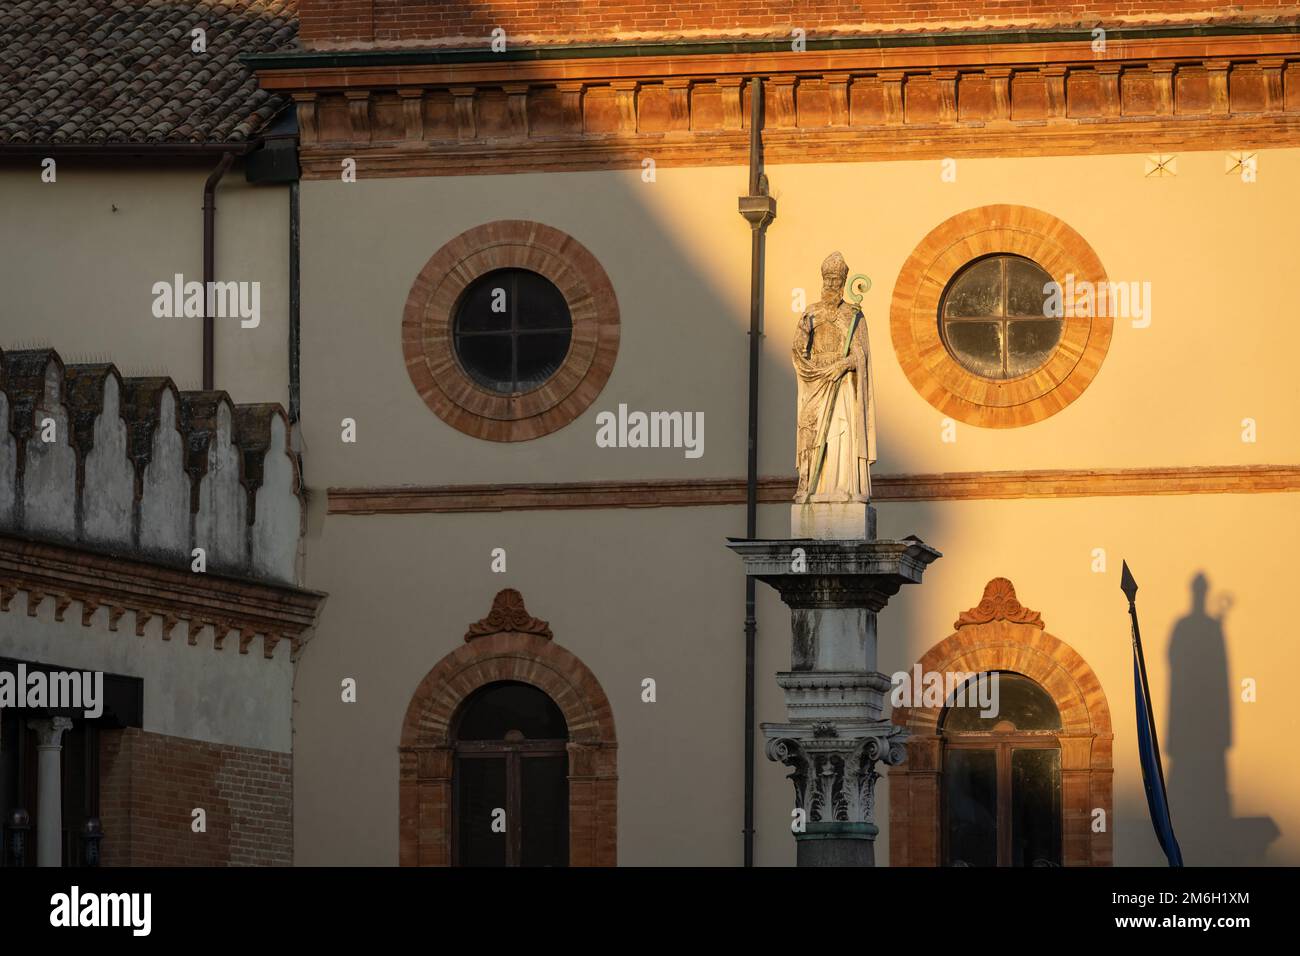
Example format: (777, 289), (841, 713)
(300, 1), (1294, 48)
(99, 728), (292, 867)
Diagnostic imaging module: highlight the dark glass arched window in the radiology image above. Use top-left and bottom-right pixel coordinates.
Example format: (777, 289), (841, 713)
(452, 682), (569, 867)
(941, 672), (1062, 867)
(939, 254), (1061, 380)
(453, 269), (573, 395)
(456, 682), (568, 741)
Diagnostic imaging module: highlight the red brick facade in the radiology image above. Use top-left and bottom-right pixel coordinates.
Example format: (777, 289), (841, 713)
(99, 728), (293, 867)
(300, 0), (1292, 48)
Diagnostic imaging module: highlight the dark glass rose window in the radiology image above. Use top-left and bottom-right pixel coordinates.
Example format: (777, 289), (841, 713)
(454, 269), (573, 394)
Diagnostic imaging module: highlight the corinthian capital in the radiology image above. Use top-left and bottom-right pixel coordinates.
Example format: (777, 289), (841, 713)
(766, 737), (812, 815)
(31, 717), (74, 748)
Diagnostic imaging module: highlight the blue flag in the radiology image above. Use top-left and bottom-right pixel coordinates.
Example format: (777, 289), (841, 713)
(1133, 650), (1183, 866)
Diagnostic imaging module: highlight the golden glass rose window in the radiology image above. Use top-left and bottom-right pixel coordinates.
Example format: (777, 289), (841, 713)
(938, 254), (1061, 381)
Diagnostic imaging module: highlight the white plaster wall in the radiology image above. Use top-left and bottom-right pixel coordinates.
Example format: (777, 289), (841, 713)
(293, 490), (1300, 867)
(291, 146), (1300, 866)
(0, 601), (292, 753)
(0, 163), (290, 408)
(299, 149), (1300, 490)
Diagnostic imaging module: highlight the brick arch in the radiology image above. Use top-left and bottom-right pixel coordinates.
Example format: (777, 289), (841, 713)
(402, 220), (621, 442)
(398, 590), (617, 866)
(889, 578), (1113, 866)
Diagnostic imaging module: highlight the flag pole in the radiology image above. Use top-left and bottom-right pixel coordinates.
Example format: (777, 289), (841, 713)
(1121, 560), (1184, 867)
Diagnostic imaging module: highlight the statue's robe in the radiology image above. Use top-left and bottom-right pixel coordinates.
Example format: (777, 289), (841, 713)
(793, 301), (876, 503)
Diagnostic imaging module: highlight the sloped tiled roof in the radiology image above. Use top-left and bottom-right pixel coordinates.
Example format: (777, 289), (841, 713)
(0, 0), (298, 146)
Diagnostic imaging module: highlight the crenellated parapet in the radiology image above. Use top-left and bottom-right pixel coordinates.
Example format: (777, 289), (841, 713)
(0, 348), (301, 586)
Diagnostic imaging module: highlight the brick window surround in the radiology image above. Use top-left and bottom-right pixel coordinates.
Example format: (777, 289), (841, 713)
(890, 205), (1112, 428)
(402, 220), (621, 442)
(398, 589), (617, 865)
(889, 578), (1114, 866)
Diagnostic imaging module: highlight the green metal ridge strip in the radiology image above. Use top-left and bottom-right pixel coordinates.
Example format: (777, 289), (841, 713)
(243, 22), (1300, 71)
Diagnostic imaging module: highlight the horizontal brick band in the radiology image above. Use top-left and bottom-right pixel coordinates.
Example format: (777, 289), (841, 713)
(327, 464), (1300, 514)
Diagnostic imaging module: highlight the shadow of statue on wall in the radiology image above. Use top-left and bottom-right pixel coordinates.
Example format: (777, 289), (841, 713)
(1165, 571), (1278, 864)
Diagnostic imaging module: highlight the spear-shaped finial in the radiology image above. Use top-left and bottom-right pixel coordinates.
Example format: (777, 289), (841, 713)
(1120, 560), (1138, 604)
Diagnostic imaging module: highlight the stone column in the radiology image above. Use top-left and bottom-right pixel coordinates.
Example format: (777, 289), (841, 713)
(32, 717), (73, 867)
(729, 521), (939, 866)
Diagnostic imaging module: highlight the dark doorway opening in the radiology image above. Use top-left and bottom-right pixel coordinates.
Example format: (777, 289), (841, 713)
(941, 671), (1063, 867)
(452, 681), (569, 867)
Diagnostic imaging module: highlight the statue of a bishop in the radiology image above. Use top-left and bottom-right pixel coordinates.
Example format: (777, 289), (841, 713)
(793, 252), (876, 503)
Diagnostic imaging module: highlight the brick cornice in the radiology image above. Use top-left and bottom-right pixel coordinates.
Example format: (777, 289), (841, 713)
(327, 464), (1300, 514)
(257, 31), (1300, 176)
(0, 533), (326, 660)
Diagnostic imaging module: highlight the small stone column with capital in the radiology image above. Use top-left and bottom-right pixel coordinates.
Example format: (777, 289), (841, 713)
(32, 717), (74, 867)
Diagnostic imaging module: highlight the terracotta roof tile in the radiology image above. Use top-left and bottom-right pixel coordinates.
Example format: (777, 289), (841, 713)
(0, 0), (298, 146)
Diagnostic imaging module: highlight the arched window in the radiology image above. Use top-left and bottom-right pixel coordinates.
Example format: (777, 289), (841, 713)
(451, 681), (569, 867)
(941, 671), (1062, 867)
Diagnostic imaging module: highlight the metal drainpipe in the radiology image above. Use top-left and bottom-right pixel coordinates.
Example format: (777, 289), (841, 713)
(202, 151), (236, 390)
(738, 77), (776, 867)
(289, 179), (301, 426)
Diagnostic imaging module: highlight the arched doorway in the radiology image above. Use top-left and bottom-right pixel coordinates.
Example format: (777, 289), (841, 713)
(399, 589), (617, 866)
(890, 578), (1113, 867)
(452, 681), (570, 866)
(941, 671), (1063, 867)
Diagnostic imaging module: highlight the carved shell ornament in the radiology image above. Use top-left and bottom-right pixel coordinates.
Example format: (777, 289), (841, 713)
(954, 577), (1044, 629)
(464, 588), (553, 641)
